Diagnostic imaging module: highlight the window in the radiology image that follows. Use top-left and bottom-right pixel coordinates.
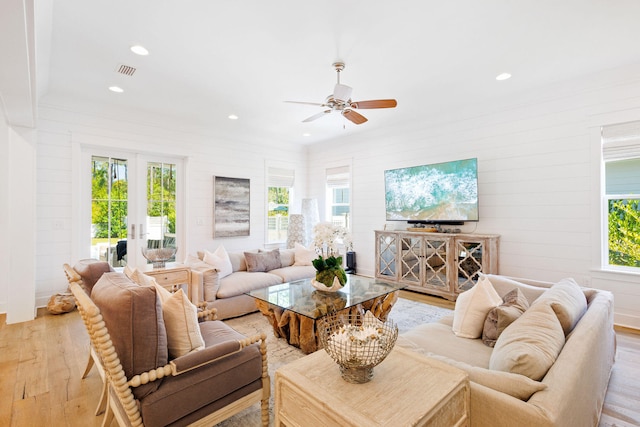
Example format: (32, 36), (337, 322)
(267, 166), (294, 244)
(602, 121), (640, 271)
(326, 166), (351, 230)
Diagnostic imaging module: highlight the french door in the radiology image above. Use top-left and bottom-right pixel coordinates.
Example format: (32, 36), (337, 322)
(81, 148), (184, 269)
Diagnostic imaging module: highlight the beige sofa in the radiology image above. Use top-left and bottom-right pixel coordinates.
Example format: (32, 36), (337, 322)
(397, 274), (616, 427)
(186, 248), (316, 320)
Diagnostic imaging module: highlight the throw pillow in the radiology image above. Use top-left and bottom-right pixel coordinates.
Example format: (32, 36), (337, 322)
(131, 269), (158, 287)
(293, 243), (315, 266)
(490, 302), (565, 381)
(452, 274), (503, 339)
(530, 278), (587, 336)
(482, 288), (530, 347)
(245, 249), (282, 272)
(203, 245), (233, 278)
(161, 288), (205, 359)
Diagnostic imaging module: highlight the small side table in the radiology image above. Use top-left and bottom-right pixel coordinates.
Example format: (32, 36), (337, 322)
(142, 263), (192, 299)
(275, 346), (469, 427)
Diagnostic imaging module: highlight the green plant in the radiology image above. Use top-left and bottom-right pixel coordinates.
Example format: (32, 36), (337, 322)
(608, 199), (640, 268)
(312, 255), (347, 287)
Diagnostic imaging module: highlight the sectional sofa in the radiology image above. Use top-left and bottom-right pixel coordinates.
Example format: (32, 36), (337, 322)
(186, 247), (316, 320)
(397, 274), (616, 427)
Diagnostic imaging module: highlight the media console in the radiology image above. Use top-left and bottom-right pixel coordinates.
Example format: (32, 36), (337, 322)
(375, 230), (500, 300)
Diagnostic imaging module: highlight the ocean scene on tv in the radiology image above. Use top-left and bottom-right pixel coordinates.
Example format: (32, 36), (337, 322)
(385, 158), (479, 221)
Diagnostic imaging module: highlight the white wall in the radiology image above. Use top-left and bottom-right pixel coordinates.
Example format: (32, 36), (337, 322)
(0, 102), (9, 314)
(34, 102), (307, 308)
(307, 64), (640, 329)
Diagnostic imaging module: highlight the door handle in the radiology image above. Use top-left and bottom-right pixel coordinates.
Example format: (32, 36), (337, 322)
(130, 224), (136, 240)
(140, 223), (145, 240)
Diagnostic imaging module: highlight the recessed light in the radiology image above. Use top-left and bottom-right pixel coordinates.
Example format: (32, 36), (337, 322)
(496, 73), (512, 81)
(228, 114), (239, 120)
(303, 133), (311, 137)
(130, 45), (149, 56)
(108, 86), (124, 93)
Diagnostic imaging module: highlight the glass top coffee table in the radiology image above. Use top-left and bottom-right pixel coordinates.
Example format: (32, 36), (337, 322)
(247, 275), (406, 354)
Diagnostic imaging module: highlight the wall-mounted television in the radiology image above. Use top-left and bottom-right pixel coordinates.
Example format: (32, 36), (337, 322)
(384, 158), (479, 225)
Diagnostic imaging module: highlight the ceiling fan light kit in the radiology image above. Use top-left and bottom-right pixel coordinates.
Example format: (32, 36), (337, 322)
(286, 62), (397, 125)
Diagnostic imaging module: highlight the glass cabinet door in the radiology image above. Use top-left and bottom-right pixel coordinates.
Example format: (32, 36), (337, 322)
(377, 233), (397, 279)
(423, 238), (449, 291)
(455, 240), (485, 292)
(399, 236), (422, 284)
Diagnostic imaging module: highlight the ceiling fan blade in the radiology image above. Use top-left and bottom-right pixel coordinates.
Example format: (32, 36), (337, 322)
(303, 110), (331, 123)
(350, 99), (397, 109)
(285, 101), (325, 107)
(342, 109), (368, 125)
(333, 83), (353, 102)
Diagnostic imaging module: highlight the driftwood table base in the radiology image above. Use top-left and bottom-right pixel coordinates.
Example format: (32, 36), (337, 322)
(254, 291), (400, 354)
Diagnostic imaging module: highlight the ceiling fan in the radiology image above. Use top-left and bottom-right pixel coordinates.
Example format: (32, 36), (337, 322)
(286, 62), (397, 125)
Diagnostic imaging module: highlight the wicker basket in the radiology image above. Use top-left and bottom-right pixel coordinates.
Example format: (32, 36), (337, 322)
(318, 311), (398, 383)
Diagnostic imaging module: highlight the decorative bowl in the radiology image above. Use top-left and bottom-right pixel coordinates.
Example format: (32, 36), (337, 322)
(318, 311), (398, 383)
(310, 277), (344, 293)
(141, 247), (177, 268)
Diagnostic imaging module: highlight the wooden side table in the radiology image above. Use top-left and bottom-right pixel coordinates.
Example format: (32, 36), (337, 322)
(275, 346), (469, 427)
(142, 263), (192, 299)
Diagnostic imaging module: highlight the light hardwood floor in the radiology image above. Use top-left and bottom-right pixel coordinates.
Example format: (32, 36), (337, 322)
(1, 300), (638, 427)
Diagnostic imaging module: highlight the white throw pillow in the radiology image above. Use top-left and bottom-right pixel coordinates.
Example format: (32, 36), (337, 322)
(293, 243), (316, 266)
(452, 275), (502, 338)
(161, 288), (205, 358)
(203, 245), (233, 278)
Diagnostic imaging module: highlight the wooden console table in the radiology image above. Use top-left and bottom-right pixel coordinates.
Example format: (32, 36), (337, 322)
(275, 346), (470, 426)
(375, 230), (499, 300)
(142, 263), (192, 299)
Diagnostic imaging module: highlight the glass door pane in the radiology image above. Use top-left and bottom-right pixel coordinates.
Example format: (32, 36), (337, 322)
(144, 162), (177, 265)
(90, 156), (129, 268)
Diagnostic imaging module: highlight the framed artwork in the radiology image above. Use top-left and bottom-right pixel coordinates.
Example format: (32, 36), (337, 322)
(214, 176), (250, 237)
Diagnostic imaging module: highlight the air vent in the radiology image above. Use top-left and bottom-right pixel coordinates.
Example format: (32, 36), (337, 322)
(115, 64), (136, 76)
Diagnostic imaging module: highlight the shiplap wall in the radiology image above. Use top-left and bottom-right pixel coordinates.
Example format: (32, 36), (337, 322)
(307, 65), (640, 329)
(0, 104), (9, 315)
(33, 103), (307, 308)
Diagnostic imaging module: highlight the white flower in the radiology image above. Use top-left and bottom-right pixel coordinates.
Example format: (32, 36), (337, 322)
(312, 222), (353, 257)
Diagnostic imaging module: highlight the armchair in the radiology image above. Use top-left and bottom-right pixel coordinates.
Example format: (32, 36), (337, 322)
(69, 272), (270, 427)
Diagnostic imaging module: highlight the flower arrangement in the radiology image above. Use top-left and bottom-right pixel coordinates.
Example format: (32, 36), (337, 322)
(312, 222), (352, 257)
(310, 223), (353, 289)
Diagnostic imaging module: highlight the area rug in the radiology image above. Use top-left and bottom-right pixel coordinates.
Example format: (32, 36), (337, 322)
(217, 297), (452, 426)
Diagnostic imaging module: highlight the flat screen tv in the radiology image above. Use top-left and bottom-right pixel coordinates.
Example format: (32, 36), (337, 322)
(384, 158), (479, 225)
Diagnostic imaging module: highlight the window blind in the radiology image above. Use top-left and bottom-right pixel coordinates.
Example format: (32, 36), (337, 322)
(267, 167), (295, 187)
(326, 166), (350, 188)
(602, 120), (640, 161)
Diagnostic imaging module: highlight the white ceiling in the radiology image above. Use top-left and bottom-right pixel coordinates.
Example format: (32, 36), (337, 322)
(22, 1), (640, 143)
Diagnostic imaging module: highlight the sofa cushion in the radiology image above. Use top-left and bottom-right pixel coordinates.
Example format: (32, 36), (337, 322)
(490, 302), (565, 381)
(203, 245), (233, 278)
(161, 288), (205, 358)
(73, 259), (113, 294)
(216, 272), (283, 298)
(139, 321), (262, 427)
(280, 248), (295, 267)
(91, 272), (168, 400)
(485, 275), (548, 305)
(482, 288), (529, 347)
(228, 251), (247, 272)
(398, 322), (493, 368)
(530, 278), (587, 335)
(453, 275), (502, 339)
(398, 340), (547, 401)
(245, 248), (282, 272)
(269, 265), (316, 283)
(293, 243), (315, 266)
